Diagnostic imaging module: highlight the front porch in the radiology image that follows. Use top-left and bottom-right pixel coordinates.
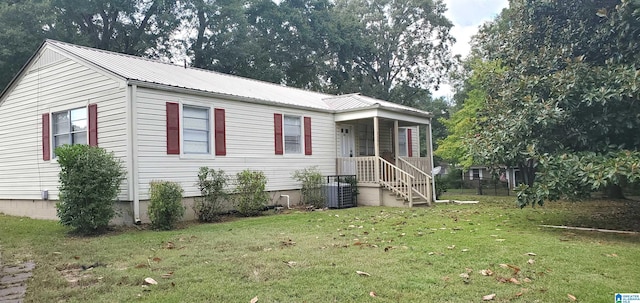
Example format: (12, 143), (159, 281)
(334, 111), (435, 207)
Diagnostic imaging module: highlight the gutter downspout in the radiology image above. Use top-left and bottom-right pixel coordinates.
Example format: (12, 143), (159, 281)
(128, 84), (141, 224)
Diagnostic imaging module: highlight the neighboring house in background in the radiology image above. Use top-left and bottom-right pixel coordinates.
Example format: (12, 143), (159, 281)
(462, 166), (519, 189)
(0, 40), (435, 224)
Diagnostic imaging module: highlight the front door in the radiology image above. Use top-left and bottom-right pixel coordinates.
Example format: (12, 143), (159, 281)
(340, 126), (355, 174)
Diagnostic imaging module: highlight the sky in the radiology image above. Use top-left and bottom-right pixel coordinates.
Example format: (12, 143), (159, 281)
(432, 0), (509, 99)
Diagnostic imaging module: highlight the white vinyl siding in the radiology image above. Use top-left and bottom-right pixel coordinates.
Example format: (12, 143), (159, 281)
(284, 115), (302, 154)
(0, 48), (129, 200)
(182, 105), (210, 154)
(135, 87), (336, 199)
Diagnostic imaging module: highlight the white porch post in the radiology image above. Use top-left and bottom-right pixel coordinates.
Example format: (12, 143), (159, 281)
(426, 122), (436, 201)
(374, 117), (380, 182)
(393, 120), (399, 166)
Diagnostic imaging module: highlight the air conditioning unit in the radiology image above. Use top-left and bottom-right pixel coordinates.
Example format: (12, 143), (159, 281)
(323, 182), (355, 209)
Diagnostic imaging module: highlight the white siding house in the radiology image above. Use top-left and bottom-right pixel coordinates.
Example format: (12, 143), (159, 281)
(0, 40), (435, 224)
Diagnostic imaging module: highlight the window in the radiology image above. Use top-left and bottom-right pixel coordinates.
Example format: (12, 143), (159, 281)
(52, 107), (87, 150)
(284, 115), (301, 154)
(398, 128), (408, 157)
(358, 125), (374, 156)
(183, 105), (210, 154)
(471, 169), (481, 180)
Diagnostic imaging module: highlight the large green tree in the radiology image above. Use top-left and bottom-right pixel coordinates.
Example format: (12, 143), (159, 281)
(0, 0), (181, 92)
(49, 0), (180, 56)
(329, 0), (455, 104)
(0, 0), (53, 92)
(453, 0), (640, 207)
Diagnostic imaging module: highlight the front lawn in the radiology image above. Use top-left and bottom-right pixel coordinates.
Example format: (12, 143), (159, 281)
(1, 196), (639, 302)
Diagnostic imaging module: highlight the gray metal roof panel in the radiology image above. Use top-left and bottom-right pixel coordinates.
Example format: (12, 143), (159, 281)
(46, 40), (431, 116)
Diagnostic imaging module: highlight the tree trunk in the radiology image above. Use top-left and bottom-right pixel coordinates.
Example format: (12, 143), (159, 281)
(605, 184), (625, 199)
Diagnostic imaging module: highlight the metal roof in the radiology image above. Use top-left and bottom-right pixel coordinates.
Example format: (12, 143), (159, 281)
(46, 40), (431, 116)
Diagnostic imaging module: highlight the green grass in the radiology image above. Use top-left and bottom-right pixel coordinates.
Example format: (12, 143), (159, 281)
(1, 196), (639, 302)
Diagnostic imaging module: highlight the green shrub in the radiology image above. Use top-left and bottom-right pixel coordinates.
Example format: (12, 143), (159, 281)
(148, 181), (185, 230)
(55, 145), (125, 234)
(195, 167), (229, 222)
(234, 170), (268, 216)
(292, 166), (325, 208)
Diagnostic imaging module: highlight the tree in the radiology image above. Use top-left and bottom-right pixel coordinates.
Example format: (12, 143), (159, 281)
(49, 0), (180, 57)
(0, 0), (182, 92)
(436, 58), (504, 169)
(183, 0), (252, 73)
(463, 0), (640, 207)
(0, 0), (53, 92)
(328, 0), (455, 105)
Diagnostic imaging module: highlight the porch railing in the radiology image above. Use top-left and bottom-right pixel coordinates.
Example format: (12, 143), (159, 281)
(337, 156), (377, 183)
(398, 157), (430, 173)
(398, 157), (433, 205)
(378, 157), (414, 205)
(337, 156), (434, 207)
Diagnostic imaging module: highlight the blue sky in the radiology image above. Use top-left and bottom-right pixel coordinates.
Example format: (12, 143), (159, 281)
(434, 0), (509, 98)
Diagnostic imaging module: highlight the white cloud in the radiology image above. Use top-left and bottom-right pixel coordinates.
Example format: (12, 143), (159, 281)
(433, 0), (508, 98)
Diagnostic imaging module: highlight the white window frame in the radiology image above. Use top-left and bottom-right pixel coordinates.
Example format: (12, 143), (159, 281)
(52, 107), (88, 157)
(470, 168), (482, 180)
(181, 103), (213, 158)
(283, 115), (302, 155)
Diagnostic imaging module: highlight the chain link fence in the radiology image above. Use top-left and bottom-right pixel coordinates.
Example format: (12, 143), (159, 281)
(437, 170), (511, 197)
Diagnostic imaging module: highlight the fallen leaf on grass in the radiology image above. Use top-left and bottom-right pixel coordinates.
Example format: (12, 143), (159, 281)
(605, 253), (618, 257)
(152, 257), (162, 262)
(284, 261), (297, 267)
(525, 252), (537, 256)
(482, 293), (496, 301)
(568, 294), (577, 301)
(523, 278), (532, 283)
(161, 272), (173, 279)
(480, 269), (494, 276)
(135, 263), (148, 269)
(447, 245), (456, 249)
(369, 291), (377, 297)
(356, 271), (371, 276)
(495, 239), (506, 242)
(250, 296), (258, 303)
(509, 277), (521, 284)
(459, 273), (470, 279)
(143, 277), (158, 285)
(527, 259), (535, 265)
(499, 264), (520, 274)
(165, 242), (175, 249)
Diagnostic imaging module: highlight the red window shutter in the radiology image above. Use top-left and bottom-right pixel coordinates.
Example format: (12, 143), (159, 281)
(304, 116), (312, 155)
(407, 128), (413, 157)
(214, 108), (226, 156)
(88, 103), (98, 146)
(166, 102), (180, 154)
(42, 113), (50, 161)
(274, 113), (283, 155)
